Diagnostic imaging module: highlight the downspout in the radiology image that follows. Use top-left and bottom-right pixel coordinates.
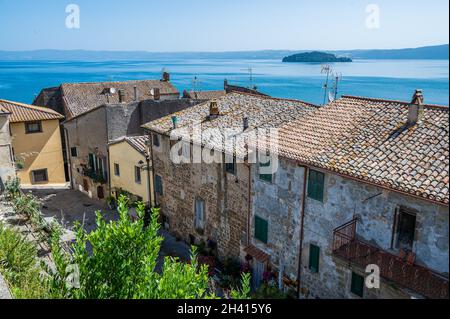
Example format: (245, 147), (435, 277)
(297, 165), (308, 299)
(246, 161), (252, 246)
(148, 130), (157, 207)
(63, 126), (73, 189)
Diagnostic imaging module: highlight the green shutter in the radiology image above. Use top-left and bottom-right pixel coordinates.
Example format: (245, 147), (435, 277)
(254, 216), (268, 243)
(259, 160), (273, 183)
(309, 244), (320, 273)
(308, 170), (325, 201)
(88, 153), (95, 169)
(351, 272), (364, 297)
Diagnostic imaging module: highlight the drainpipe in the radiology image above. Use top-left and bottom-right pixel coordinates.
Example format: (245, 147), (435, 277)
(246, 162), (252, 246)
(296, 165), (308, 299)
(63, 126), (74, 189)
(145, 150), (152, 208)
(147, 130), (157, 207)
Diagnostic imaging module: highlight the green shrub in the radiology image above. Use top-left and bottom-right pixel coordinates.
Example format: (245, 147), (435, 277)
(3, 178), (21, 200)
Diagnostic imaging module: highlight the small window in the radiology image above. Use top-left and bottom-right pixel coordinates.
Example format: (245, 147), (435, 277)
(259, 160), (272, 183)
(155, 175), (163, 195)
(153, 134), (160, 147)
(350, 272), (365, 297)
(225, 156), (236, 175)
(194, 198), (205, 231)
(70, 147), (78, 157)
(32, 169), (48, 183)
(309, 244), (320, 273)
(307, 170), (325, 202)
(254, 215), (268, 244)
(135, 166), (141, 184)
(395, 209), (416, 251)
(114, 163), (120, 176)
(25, 121), (42, 134)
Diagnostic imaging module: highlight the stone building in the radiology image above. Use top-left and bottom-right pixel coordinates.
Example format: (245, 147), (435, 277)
(250, 92), (449, 299)
(0, 105), (15, 190)
(142, 92), (318, 261)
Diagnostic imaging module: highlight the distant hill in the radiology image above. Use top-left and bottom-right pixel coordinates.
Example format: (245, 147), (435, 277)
(0, 45), (447, 61)
(283, 51), (352, 63)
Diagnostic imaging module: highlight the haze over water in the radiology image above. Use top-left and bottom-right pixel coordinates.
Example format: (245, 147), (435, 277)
(0, 58), (448, 106)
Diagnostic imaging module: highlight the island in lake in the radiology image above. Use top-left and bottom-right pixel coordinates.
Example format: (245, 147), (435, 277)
(282, 51), (352, 63)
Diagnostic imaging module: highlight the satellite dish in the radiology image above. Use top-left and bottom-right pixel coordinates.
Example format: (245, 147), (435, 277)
(109, 88), (116, 94)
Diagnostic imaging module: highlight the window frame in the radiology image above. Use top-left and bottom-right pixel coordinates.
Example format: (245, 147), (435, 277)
(259, 160), (273, 183)
(307, 169), (325, 202)
(31, 168), (48, 184)
(134, 166), (142, 184)
(114, 163), (120, 176)
(254, 215), (268, 244)
(225, 156), (237, 175)
(152, 133), (160, 147)
(194, 197), (206, 231)
(394, 208), (417, 251)
(154, 174), (163, 196)
(70, 147), (78, 157)
(25, 121), (43, 134)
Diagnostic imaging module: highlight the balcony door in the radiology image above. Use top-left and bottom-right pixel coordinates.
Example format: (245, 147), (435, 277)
(395, 208), (416, 251)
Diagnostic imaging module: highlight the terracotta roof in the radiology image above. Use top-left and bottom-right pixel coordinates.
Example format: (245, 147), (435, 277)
(0, 99), (64, 123)
(265, 95), (449, 205)
(60, 80), (179, 119)
(0, 105), (10, 115)
(184, 90), (226, 100)
(244, 245), (270, 262)
(142, 92), (318, 158)
(109, 135), (149, 155)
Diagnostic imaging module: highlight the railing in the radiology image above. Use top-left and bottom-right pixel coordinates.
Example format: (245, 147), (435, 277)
(332, 219), (449, 299)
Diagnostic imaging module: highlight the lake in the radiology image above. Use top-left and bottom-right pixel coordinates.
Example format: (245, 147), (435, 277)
(0, 59), (448, 106)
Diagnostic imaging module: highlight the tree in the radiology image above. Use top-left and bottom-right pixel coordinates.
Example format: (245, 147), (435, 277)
(49, 195), (249, 299)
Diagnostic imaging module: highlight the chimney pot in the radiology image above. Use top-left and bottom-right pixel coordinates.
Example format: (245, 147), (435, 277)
(133, 86), (138, 101)
(153, 88), (161, 100)
(162, 72), (170, 82)
(209, 100), (220, 119)
(408, 89), (424, 125)
(118, 89), (125, 103)
(171, 116), (178, 129)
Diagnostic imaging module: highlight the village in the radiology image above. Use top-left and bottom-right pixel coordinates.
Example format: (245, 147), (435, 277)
(0, 72), (448, 300)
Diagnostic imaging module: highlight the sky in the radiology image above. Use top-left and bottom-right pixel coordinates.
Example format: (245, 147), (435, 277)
(0, 0), (448, 52)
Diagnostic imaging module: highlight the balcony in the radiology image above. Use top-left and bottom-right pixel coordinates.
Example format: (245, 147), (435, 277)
(332, 219), (449, 299)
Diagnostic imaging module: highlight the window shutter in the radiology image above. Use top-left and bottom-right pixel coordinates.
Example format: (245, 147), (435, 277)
(351, 272), (364, 297)
(254, 216), (268, 243)
(309, 244), (320, 273)
(308, 170), (324, 201)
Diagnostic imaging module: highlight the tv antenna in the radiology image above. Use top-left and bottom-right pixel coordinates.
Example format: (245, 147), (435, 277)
(241, 66), (256, 90)
(321, 65), (333, 105)
(192, 76), (200, 93)
(331, 73), (343, 101)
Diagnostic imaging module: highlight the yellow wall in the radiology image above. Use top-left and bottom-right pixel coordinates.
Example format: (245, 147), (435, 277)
(109, 141), (153, 205)
(10, 119), (66, 186)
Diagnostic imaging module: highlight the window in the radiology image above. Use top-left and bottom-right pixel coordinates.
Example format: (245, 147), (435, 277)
(309, 244), (320, 273)
(25, 121), (42, 134)
(254, 215), (268, 244)
(153, 134), (160, 147)
(194, 198), (205, 231)
(307, 170), (325, 202)
(32, 169), (48, 183)
(395, 209), (416, 251)
(88, 153), (95, 170)
(88, 153), (107, 180)
(259, 159), (272, 183)
(114, 163), (120, 176)
(70, 147), (78, 157)
(350, 272), (364, 297)
(155, 175), (163, 195)
(135, 166), (141, 184)
(225, 156), (236, 175)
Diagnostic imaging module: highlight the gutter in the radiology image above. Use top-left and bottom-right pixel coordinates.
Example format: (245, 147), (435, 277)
(296, 164), (308, 299)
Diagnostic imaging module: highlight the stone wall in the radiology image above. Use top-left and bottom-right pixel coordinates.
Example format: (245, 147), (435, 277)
(151, 134), (249, 259)
(0, 115), (15, 188)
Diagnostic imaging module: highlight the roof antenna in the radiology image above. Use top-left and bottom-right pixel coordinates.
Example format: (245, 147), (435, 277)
(321, 65), (333, 105)
(241, 66), (256, 90)
(330, 72), (342, 103)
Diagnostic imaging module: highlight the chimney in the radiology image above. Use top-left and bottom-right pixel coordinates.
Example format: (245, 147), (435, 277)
(133, 86), (138, 101)
(209, 100), (220, 119)
(243, 117), (249, 131)
(408, 89), (424, 125)
(224, 79), (228, 90)
(153, 88), (161, 101)
(182, 89), (189, 99)
(118, 89), (125, 103)
(162, 72), (170, 82)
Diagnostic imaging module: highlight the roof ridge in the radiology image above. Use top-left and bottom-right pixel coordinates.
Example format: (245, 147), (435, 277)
(61, 79), (167, 86)
(229, 91), (319, 108)
(0, 99), (64, 117)
(340, 95), (449, 109)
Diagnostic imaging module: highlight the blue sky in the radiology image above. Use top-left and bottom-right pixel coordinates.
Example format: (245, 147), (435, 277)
(0, 0), (448, 51)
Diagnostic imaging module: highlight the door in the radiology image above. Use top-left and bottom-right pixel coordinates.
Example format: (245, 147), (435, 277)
(252, 261), (265, 290)
(396, 209), (416, 251)
(97, 186), (104, 199)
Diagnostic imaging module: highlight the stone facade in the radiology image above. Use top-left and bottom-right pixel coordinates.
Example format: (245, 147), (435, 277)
(0, 113), (15, 189)
(250, 155), (448, 299)
(151, 134), (250, 259)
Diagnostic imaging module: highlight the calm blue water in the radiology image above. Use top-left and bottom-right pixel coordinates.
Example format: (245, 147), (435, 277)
(0, 59), (448, 106)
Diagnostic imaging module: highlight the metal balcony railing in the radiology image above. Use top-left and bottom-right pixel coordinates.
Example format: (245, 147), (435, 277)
(332, 219), (449, 299)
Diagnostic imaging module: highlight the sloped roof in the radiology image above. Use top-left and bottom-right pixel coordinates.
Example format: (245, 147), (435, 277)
(109, 135), (149, 156)
(0, 99), (64, 123)
(142, 92), (318, 158)
(60, 80), (179, 119)
(184, 90), (226, 100)
(0, 105), (10, 115)
(269, 95), (449, 205)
